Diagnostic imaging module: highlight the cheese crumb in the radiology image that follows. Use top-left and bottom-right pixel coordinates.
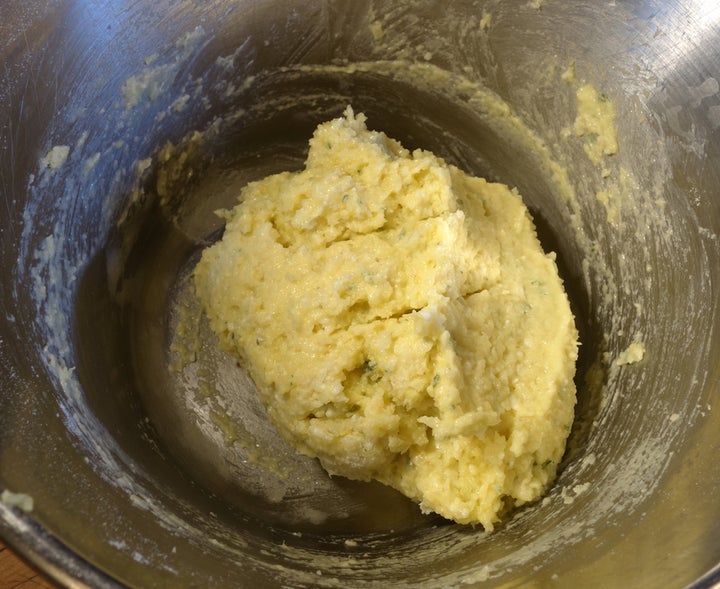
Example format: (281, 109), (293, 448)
(616, 342), (645, 366)
(1, 489), (34, 512)
(41, 145), (70, 169)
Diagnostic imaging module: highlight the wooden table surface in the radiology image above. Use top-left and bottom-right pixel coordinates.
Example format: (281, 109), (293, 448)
(0, 540), (58, 589)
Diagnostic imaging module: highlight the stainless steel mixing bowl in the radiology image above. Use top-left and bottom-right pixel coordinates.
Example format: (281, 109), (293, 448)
(1, 0), (719, 587)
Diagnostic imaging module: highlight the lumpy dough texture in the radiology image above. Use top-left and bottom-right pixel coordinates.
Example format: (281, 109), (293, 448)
(194, 107), (578, 530)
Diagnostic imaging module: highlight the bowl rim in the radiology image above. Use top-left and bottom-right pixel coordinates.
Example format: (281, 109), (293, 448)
(0, 504), (124, 589)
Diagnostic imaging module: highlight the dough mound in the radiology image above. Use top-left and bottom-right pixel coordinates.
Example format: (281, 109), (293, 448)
(194, 107), (578, 530)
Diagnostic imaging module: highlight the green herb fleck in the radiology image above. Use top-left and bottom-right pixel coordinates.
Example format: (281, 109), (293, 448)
(361, 359), (383, 383)
(362, 359), (377, 373)
(431, 374), (440, 387)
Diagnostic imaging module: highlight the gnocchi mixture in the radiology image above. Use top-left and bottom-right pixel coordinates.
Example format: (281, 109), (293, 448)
(194, 107), (578, 530)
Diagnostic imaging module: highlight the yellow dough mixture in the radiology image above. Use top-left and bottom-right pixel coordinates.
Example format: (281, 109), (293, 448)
(194, 107), (578, 529)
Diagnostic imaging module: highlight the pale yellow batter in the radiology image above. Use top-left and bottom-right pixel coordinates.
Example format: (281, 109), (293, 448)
(194, 107), (578, 529)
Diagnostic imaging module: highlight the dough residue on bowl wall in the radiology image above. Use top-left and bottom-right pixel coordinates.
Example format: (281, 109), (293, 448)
(1, 489), (34, 513)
